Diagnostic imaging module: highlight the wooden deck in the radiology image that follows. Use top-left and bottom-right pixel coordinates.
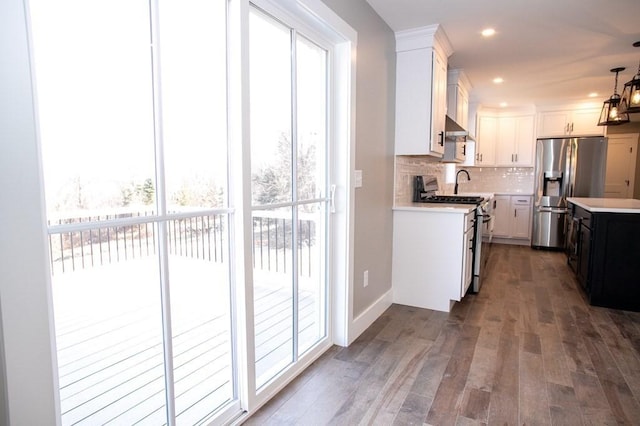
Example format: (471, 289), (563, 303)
(52, 256), (322, 425)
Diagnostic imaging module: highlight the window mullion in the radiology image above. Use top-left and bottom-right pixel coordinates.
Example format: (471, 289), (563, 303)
(290, 28), (299, 363)
(149, 0), (176, 423)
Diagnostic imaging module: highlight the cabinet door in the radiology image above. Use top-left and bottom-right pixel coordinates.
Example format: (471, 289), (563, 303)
(395, 49), (433, 155)
(511, 196), (532, 239)
(431, 50), (448, 155)
(514, 115), (535, 166)
(537, 111), (570, 138)
(496, 116), (517, 165)
(571, 108), (604, 136)
(492, 195), (511, 237)
(476, 115), (497, 165)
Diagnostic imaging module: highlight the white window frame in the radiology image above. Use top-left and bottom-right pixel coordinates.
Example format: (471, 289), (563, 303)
(231, 0), (357, 416)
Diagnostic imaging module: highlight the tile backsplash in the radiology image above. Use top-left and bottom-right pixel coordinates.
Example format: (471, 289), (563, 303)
(395, 155), (534, 204)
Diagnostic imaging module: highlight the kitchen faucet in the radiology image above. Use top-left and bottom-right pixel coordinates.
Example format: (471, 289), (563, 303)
(454, 169), (470, 194)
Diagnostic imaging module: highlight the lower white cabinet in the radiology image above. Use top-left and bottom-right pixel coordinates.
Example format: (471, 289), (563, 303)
(392, 208), (475, 312)
(492, 195), (532, 240)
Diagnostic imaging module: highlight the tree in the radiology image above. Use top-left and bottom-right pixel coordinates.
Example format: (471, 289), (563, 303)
(251, 133), (317, 206)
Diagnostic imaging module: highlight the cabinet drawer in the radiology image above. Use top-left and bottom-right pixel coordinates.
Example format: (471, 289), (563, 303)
(512, 197), (531, 206)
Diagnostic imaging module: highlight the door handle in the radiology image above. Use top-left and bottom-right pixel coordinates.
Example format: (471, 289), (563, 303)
(438, 131), (444, 146)
(329, 184), (336, 213)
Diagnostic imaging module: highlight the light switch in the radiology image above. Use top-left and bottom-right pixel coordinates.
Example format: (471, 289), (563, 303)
(354, 170), (363, 188)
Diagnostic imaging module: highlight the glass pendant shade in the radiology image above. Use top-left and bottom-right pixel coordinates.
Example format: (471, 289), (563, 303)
(598, 67), (630, 126)
(619, 75), (640, 113)
(620, 41), (640, 114)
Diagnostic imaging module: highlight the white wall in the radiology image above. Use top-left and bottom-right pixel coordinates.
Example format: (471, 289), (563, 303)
(0, 0), (60, 423)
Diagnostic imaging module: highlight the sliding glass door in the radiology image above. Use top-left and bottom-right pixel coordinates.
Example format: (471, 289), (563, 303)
(30, 0), (236, 423)
(30, 0), (339, 422)
(249, 6), (329, 389)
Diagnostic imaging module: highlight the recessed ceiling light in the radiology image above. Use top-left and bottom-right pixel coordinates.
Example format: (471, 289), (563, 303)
(493, 77), (504, 84)
(481, 28), (496, 37)
(499, 102), (508, 107)
(588, 92), (598, 98)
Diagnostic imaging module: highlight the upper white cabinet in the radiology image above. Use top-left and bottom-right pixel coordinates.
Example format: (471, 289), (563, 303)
(476, 115), (497, 165)
(475, 110), (535, 167)
(537, 107), (604, 138)
(447, 69), (471, 129)
(395, 25), (453, 156)
(495, 115), (535, 166)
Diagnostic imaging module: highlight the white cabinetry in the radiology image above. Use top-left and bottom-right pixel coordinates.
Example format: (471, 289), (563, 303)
(475, 112), (535, 166)
(392, 207), (475, 312)
(394, 25), (453, 157)
(492, 195), (511, 237)
(512, 197), (532, 239)
(447, 69), (471, 129)
(461, 211), (475, 297)
(495, 115), (535, 166)
(476, 115), (497, 165)
(537, 107), (603, 138)
(492, 195), (532, 240)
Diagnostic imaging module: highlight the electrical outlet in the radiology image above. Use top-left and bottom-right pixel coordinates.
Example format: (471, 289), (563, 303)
(363, 270), (369, 287)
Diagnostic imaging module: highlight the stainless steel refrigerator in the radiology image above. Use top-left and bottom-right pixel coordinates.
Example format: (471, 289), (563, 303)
(531, 136), (607, 249)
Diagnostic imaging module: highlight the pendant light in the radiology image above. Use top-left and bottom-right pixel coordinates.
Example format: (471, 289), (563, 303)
(620, 41), (640, 114)
(597, 67), (630, 126)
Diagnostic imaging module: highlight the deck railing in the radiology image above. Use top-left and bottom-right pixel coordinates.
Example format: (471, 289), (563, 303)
(47, 210), (316, 277)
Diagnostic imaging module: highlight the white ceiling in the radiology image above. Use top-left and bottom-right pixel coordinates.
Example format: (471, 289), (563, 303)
(366, 0), (640, 109)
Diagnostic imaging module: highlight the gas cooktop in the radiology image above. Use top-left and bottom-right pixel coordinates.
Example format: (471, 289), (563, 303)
(417, 195), (484, 205)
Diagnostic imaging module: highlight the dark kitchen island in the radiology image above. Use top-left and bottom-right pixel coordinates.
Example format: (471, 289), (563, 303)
(567, 197), (640, 312)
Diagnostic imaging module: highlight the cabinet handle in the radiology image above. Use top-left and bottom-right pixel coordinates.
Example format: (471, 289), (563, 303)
(438, 131), (444, 146)
(515, 153), (518, 162)
(514, 209), (517, 217)
(463, 144), (466, 156)
(570, 122), (574, 132)
(480, 153), (483, 162)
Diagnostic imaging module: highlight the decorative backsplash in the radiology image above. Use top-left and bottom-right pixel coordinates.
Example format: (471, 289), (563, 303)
(395, 155), (534, 204)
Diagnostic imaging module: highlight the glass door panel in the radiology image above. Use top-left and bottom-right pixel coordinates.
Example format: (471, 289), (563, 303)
(30, 0), (169, 423)
(252, 207), (294, 388)
(249, 6), (329, 389)
(296, 35), (327, 202)
(297, 203), (327, 355)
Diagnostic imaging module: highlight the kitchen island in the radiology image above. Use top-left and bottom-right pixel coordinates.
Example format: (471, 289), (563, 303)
(567, 197), (640, 312)
(392, 202), (477, 312)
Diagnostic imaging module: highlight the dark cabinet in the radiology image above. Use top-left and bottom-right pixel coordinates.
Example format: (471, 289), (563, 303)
(568, 202), (640, 312)
(567, 205), (591, 291)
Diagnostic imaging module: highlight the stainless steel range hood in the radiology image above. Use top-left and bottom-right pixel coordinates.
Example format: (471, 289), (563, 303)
(445, 115), (475, 142)
(443, 115), (474, 162)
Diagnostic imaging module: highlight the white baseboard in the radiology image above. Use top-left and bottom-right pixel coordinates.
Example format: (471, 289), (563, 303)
(348, 288), (393, 346)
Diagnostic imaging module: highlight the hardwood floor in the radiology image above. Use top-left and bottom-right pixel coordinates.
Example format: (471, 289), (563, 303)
(244, 244), (640, 425)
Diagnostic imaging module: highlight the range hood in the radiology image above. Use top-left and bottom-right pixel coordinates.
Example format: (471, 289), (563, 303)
(442, 115), (475, 163)
(445, 115), (475, 142)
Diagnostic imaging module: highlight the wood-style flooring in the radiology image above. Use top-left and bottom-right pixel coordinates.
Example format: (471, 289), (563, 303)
(244, 244), (640, 425)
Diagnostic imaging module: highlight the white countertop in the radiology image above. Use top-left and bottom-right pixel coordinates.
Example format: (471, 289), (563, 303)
(567, 197), (640, 214)
(393, 202), (476, 214)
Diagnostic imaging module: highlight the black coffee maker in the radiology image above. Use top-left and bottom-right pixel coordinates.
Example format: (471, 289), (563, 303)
(413, 175), (438, 202)
(413, 176), (425, 202)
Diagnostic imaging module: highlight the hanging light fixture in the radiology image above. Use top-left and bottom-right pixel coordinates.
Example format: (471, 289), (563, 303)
(620, 41), (640, 114)
(597, 67), (630, 126)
